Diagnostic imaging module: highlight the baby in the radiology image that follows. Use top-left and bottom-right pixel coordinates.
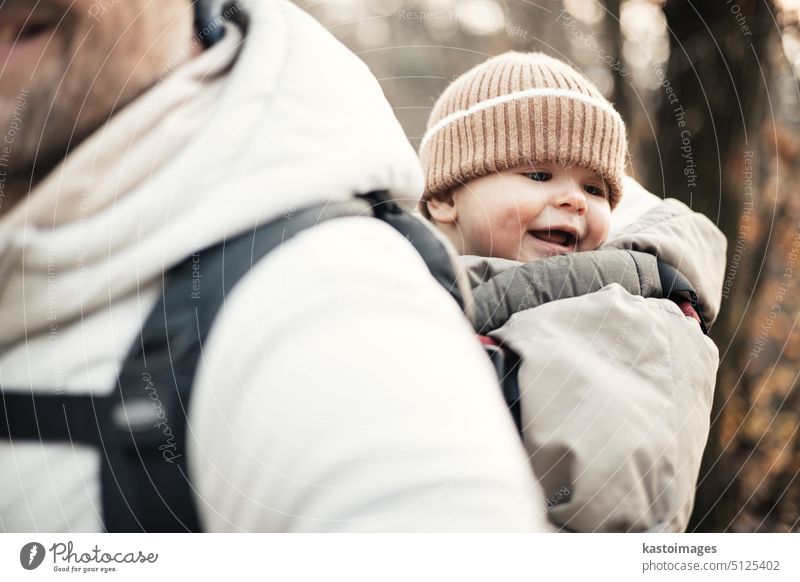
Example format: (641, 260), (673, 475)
(419, 51), (626, 263)
(415, 52), (723, 533)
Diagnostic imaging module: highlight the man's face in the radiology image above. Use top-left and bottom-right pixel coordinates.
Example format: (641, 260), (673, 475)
(432, 162), (612, 263)
(0, 0), (195, 186)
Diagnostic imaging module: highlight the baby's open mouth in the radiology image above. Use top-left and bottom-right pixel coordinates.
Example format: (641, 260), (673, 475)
(528, 229), (576, 248)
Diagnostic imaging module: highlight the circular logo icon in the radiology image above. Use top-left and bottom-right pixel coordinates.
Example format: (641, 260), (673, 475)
(20, 542), (46, 570)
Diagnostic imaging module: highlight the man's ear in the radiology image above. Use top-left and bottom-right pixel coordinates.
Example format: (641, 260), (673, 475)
(426, 192), (458, 224)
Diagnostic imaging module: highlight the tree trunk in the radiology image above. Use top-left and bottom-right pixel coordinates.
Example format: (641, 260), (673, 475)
(649, 0), (796, 531)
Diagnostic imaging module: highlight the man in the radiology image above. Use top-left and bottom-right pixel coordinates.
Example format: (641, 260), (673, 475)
(0, 0), (544, 531)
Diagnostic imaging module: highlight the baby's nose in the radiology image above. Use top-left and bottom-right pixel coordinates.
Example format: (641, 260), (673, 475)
(555, 184), (587, 214)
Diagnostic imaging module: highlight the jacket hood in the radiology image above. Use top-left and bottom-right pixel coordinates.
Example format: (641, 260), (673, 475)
(0, 0), (424, 347)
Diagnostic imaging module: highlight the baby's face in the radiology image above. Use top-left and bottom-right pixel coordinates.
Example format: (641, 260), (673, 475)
(437, 162), (611, 262)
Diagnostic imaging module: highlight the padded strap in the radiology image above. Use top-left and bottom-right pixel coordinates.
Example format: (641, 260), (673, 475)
(102, 197), (375, 532)
(362, 191), (466, 311)
(470, 249), (661, 334)
(0, 192), (468, 532)
(0, 394), (112, 446)
(482, 342), (522, 435)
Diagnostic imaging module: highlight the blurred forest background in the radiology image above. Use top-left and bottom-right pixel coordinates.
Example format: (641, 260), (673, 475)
(295, 0), (800, 532)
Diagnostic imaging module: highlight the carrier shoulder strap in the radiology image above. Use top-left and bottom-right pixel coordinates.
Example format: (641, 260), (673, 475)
(0, 192), (465, 532)
(365, 190), (465, 310)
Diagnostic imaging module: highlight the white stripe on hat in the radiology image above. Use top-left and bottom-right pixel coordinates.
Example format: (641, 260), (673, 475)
(419, 87), (623, 151)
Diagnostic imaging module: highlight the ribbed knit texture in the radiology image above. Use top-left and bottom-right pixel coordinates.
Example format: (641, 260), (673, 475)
(420, 52), (628, 209)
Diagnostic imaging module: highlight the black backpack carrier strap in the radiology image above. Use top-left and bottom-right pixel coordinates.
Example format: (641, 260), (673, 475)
(482, 341), (523, 435)
(102, 198), (375, 532)
(103, 193), (467, 530)
(361, 191), (466, 311)
(0, 394), (114, 446)
(1, 199), (369, 531)
(0, 192), (469, 532)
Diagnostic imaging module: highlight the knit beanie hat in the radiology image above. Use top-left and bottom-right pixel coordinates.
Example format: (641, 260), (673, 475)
(419, 52), (628, 211)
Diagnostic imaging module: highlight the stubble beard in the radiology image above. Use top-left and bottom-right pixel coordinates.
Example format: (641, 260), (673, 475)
(0, 2), (197, 215)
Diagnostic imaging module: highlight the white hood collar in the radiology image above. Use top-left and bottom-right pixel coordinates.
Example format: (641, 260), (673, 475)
(0, 0), (424, 346)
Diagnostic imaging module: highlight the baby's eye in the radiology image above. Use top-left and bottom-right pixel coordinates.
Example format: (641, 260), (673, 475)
(584, 184), (607, 197)
(523, 171), (551, 182)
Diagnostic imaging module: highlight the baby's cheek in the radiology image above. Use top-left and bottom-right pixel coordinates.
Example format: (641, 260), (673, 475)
(471, 216), (514, 256)
(579, 228), (607, 251)
(473, 221), (501, 255)
(497, 210), (529, 239)
(490, 213), (528, 256)
(461, 200), (528, 257)
(583, 208), (611, 250)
